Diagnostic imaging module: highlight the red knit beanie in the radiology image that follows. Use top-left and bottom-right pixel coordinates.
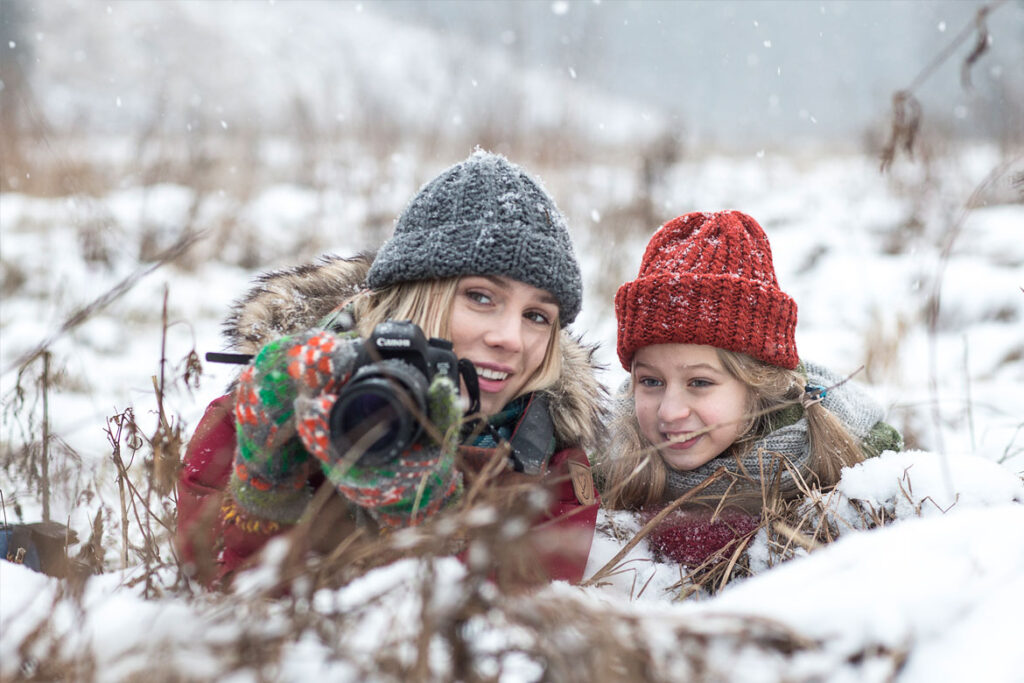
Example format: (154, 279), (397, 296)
(615, 210), (798, 370)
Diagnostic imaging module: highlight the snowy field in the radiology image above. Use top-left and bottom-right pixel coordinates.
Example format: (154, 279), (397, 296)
(2, 1), (1023, 681)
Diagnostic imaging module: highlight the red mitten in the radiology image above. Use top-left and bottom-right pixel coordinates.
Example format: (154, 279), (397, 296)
(643, 508), (760, 567)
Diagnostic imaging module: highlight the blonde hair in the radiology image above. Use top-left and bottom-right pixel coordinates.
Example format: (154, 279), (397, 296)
(601, 348), (864, 511)
(351, 277), (563, 408)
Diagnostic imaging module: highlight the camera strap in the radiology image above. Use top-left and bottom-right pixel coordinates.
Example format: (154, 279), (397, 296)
(457, 358), (481, 416)
(507, 393), (556, 476)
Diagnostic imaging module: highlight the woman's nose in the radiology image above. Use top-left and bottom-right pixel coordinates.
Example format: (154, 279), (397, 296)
(483, 311), (523, 352)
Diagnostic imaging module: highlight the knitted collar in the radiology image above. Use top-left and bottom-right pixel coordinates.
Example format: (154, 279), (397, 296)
(661, 361), (884, 500)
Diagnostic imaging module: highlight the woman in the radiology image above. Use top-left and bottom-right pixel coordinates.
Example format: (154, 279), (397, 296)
(176, 151), (604, 588)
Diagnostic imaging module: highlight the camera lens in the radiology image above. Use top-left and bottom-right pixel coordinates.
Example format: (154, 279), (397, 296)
(337, 391), (402, 452)
(329, 360), (428, 467)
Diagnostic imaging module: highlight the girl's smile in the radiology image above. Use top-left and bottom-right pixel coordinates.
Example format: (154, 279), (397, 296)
(662, 432), (702, 450)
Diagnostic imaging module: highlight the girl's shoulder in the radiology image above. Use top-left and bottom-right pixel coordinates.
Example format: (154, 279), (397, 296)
(802, 359), (903, 455)
(802, 360), (884, 438)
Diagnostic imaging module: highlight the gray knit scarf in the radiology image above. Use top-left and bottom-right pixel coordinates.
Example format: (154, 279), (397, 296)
(662, 361), (884, 500)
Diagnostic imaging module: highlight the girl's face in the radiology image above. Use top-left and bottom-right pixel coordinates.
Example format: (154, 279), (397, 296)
(449, 275), (558, 415)
(633, 344), (751, 471)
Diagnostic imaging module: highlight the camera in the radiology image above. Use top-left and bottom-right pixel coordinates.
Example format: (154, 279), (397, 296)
(329, 320), (463, 467)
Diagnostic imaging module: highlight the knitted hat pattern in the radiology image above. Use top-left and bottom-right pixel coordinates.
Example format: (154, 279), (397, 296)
(365, 150), (583, 325)
(615, 210), (798, 370)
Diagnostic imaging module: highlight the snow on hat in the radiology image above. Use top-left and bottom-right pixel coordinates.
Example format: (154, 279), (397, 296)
(365, 150), (583, 325)
(615, 210), (798, 370)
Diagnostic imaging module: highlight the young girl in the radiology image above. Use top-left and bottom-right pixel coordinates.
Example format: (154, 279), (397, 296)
(601, 210), (902, 568)
(176, 151), (603, 588)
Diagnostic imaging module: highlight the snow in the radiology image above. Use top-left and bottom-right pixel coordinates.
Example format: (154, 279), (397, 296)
(835, 450), (1024, 518)
(697, 504), (1024, 681)
(2, 0), (1023, 681)
(9, 464), (1019, 681)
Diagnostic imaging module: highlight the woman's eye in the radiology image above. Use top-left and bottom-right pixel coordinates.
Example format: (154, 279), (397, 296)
(466, 290), (492, 305)
(525, 310), (551, 326)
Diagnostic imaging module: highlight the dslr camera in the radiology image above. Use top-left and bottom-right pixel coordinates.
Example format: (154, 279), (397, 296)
(329, 320), (464, 467)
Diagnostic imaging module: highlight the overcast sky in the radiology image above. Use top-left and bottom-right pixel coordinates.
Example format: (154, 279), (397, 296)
(374, 0), (1024, 149)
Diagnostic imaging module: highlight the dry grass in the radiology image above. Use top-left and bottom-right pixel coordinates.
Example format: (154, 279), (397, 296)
(4, 471), (921, 681)
(3, 318), (915, 681)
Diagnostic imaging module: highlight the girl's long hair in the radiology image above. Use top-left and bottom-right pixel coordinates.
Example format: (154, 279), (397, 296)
(351, 277), (563, 402)
(601, 348), (865, 511)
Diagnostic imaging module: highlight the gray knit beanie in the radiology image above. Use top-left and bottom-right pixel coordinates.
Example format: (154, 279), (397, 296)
(365, 150), (583, 325)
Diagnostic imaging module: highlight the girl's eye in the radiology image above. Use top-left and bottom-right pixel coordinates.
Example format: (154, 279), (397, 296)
(637, 376), (664, 388)
(689, 378), (714, 389)
(524, 310), (551, 326)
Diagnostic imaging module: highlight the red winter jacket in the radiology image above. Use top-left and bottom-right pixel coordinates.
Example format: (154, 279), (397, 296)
(176, 395), (599, 588)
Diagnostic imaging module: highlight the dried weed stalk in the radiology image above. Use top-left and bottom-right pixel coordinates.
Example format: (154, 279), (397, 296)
(924, 157), (1022, 453)
(2, 232), (201, 377)
(2, 352), (86, 528)
(880, 0), (1007, 171)
(880, 0), (1006, 171)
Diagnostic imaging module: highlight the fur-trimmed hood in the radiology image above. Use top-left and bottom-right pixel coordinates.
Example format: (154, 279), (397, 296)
(222, 253), (607, 451)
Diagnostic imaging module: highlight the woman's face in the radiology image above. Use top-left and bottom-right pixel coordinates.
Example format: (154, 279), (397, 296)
(449, 275), (558, 415)
(632, 344), (751, 471)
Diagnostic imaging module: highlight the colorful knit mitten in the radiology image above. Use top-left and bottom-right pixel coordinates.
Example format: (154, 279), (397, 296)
(230, 329), (463, 530)
(230, 330), (358, 525)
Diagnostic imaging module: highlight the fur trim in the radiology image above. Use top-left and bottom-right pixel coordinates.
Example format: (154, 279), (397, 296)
(545, 332), (608, 452)
(222, 253), (607, 451)
(224, 252), (374, 355)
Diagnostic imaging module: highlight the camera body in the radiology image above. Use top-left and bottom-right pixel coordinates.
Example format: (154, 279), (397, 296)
(329, 320), (461, 467)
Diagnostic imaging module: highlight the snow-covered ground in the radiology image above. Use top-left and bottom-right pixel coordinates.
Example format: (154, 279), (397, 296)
(2, 458), (1023, 680)
(2, 1), (1023, 681)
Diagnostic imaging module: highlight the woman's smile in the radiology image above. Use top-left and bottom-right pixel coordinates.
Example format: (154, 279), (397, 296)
(473, 361), (515, 392)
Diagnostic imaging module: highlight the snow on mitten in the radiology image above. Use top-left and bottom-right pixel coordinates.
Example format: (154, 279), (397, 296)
(229, 331), (357, 525)
(295, 373), (464, 529)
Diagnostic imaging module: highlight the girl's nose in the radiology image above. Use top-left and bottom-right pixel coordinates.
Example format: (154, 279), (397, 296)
(657, 387), (692, 424)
